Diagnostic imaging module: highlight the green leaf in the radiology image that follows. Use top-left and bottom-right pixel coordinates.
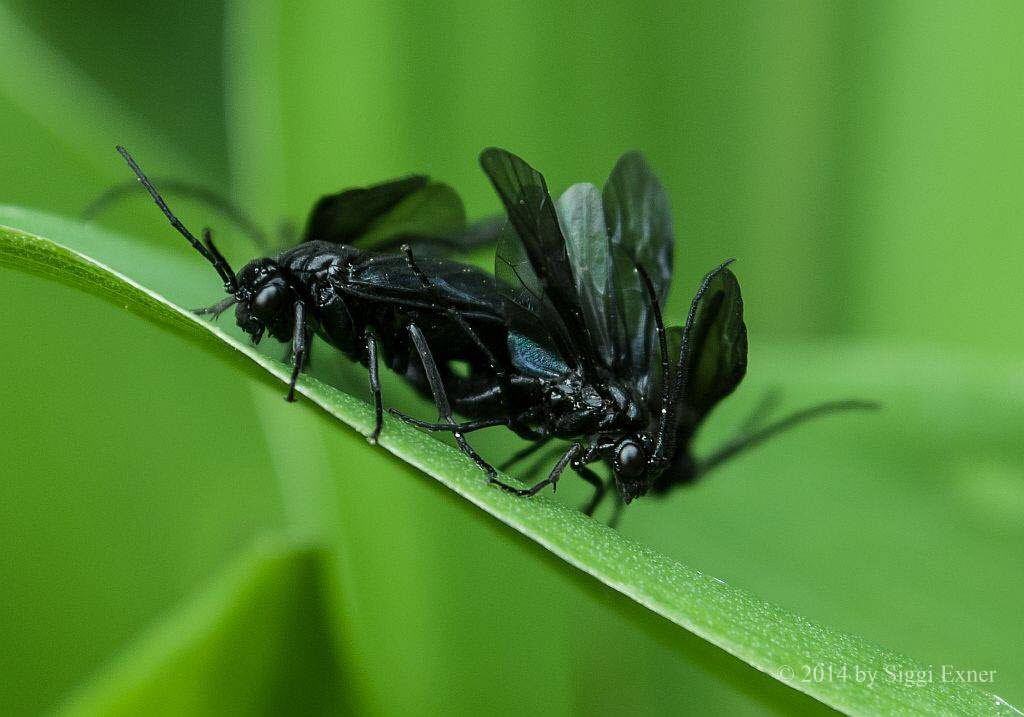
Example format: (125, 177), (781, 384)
(59, 539), (346, 716)
(1, 207), (1020, 717)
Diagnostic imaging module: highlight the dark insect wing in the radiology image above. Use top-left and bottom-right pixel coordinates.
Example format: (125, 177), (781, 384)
(609, 247), (659, 387)
(555, 181), (660, 389)
(676, 261), (747, 428)
(302, 175), (426, 243)
(482, 148), (663, 387)
(358, 181), (466, 245)
(602, 151), (674, 304)
(494, 220), (573, 377)
(556, 183), (616, 368)
(302, 175), (466, 247)
(565, 220), (644, 383)
(345, 253), (505, 323)
(480, 148), (599, 374)
(602, 151), (674, 386)
(457, 214), (506, 248)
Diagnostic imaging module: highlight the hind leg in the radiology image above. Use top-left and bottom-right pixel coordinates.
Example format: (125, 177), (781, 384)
(406, 323), (496, 479)
(364, 328), (384, 443)
(401, 245), (528, 427)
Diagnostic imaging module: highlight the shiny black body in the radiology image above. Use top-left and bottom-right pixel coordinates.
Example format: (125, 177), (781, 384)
(117, 146), (516, 451)
(394, 147), (715, 508)
(244, 239), (511, 400)
(397, 148), (876, 516)
(469, 147), (690, 507)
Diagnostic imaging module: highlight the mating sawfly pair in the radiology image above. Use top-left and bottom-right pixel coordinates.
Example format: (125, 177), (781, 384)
(115, 146), (874, 515)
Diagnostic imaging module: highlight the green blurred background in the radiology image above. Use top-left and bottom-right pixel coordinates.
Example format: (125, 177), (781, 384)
(1, 1), (1022, 714)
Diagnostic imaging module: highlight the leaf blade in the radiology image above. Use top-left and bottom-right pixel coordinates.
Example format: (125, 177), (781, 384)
(59, 539), (346, 716)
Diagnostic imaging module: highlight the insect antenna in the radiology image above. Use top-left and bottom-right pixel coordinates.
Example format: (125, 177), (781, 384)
(634, 263), (673, 464)
(695, 399), (881, 477)
(116, 146), (239, 293)
(201, 227), (237, 289)
(737, 387), (783, 435)
(82, 177), (269, 250)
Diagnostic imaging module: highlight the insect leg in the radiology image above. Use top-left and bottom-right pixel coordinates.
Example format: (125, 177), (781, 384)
(401, 243), (536, 439)
(490, 443), (582, 497)
(398, 245), (539, 455)
(576, 465), (607, 517)
(407, 323), (497, 479)
(365, 328), (383, 443)
(285, 302), (308, 403)
(401, 243), (528, 436)
(435, 315), (540, 438)
(388, 413), (508, 433)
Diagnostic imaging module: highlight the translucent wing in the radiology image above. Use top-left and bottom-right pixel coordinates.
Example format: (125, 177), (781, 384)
(346, 253), (505, 324)
(610, 246), (659, 388)
(557, 183), (657, 385)
(600, 152), (675, 389)
(495, 221), (573, 377)
(557, 183), (615, 368)
(302, 175), (465, 247)
(677, 262), (747, 423)
(338, 214), (505, 257)
(481, 148), (598, 374)
(602, 151), (674, 305)
(557, 183), (660, 387)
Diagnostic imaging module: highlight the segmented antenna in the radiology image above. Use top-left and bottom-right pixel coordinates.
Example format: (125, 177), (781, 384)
(696, 399), (881, 476)
(116, 146), (239, 293)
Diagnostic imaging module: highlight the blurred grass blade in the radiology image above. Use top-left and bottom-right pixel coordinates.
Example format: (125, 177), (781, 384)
(0, 5), (199, 181)
(1, 209), (1020, 717)
(59, 538), (346, 716)
(224, 0), (287, 224)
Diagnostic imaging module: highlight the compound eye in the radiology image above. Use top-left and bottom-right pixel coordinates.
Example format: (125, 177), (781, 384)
(615, 440), (646, 479)
(252, 284), (285, 319)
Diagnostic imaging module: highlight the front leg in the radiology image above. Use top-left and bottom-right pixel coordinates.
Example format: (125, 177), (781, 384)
(364, 328), (383, 443)
(285, 301), (308, 403)
(576, 465), (609, 517)
(490, 443), (583, 497)
(498, 436), (553, 472)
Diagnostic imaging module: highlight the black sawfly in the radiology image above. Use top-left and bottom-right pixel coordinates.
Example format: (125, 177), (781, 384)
(116, 146), (512, 455)
(396, 147), (877, 514)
